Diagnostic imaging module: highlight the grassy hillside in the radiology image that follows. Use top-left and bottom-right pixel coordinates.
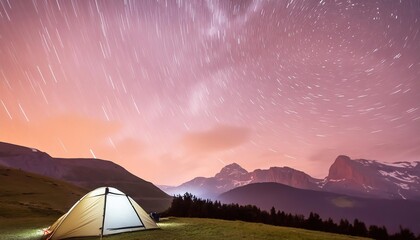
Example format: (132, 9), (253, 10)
(0, 165), (86, 218)
(1, 217), (370, 240)
(0, 141), (172, 212)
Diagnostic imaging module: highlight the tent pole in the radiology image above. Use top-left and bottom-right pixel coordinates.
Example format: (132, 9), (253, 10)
(100, 187), (109, 239)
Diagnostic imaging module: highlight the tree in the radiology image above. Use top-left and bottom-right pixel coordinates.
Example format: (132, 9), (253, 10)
(270, 207), (277, 225)
(338, 219), (352, 235)
(353, 219), (368, 237)
(323, 218), (338, 233)
(368, 225), (389, 240)
(391, 226), (416, 240)
(306, 212), (323, 230)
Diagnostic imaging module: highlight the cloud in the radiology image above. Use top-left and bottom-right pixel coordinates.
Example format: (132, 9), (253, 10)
(180, 125), (251, 155)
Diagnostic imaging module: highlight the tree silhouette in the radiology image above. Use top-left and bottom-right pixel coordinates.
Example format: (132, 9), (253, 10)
(162, 193), (419, 239)
(390, 226), (416, 240)
(369, 225), (389, 240)
(353, 219), (368, 236)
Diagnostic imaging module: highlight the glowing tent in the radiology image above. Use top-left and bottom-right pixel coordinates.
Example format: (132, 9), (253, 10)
(45, 187), (158, 239)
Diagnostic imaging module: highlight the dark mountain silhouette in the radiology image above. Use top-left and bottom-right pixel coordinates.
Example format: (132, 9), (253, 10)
(218, 182), (420, 234)
(0, 142), (171, 212)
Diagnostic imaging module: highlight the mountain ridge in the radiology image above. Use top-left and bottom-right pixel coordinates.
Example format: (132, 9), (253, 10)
(320, 155), (420, 199)
(0, 141), (172, 212)
(163, 155), (420, 201)
(164, 160), (320, 199)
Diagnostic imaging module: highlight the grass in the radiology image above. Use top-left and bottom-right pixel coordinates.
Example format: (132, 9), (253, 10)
(0, 166), (87, 217)
(0, 217), (370, 240)
(0, 217), (55, 240)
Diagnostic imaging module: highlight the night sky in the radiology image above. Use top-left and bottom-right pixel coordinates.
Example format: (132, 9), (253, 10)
(1, 0), (419, 185)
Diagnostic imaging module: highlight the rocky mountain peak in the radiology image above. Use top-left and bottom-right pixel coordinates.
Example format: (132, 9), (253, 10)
(327, 155), (355, 180)
(322, 155), (420, 200)
(215, 163), (248, 179)
(335, 155), (352, 162)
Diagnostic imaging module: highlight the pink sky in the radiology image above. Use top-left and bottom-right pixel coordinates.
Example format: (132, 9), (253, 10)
(1, 0), (419, 185)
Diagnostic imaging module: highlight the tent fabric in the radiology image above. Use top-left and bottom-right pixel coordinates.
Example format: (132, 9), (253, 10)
(46, 187), (158, 240)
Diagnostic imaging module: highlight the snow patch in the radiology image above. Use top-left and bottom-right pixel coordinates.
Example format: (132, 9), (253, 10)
(362, 184), (373, 192)
(381, 161), (418, 168)
(359, 160), (375, 166)
(395, 183), (410, 190)
(398, 189), (407, 200)
(317, 178), (328, 188)
(378, 170), (417, 183)
(408, 174), (420, 182)
(233, 179), (253, 187)
(328, 178), (346, 182)
(228, 169), (245, 176)
(357, 159), (419, 168)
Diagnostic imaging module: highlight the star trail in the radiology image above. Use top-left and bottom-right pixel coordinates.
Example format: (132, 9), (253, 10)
(1, 0), (419, 185)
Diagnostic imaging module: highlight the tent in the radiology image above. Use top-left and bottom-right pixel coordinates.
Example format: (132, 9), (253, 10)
(45, 187), (159, 239)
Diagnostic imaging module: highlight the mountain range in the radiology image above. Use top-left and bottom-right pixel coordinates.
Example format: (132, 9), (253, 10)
(0, 142), (171, 212)
(2, 140), (419, 233)
(163, 155), (420, 201)
(163, 155), (420, 233)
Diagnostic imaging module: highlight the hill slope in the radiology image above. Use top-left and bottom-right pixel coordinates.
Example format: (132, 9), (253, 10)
(0, 217), (369, 240)
(219, 182), (420, 234)
(0, 141), (171, 212)
(0, 165), (86, 218)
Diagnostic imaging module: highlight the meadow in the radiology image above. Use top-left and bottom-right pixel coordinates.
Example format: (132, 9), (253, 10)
(0, 217), (370, 240)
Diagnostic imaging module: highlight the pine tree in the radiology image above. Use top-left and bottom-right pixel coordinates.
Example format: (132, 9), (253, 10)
(353, 219), (368, 237)
(368, 225), (389, 240)
(391, 226), (416, 240)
